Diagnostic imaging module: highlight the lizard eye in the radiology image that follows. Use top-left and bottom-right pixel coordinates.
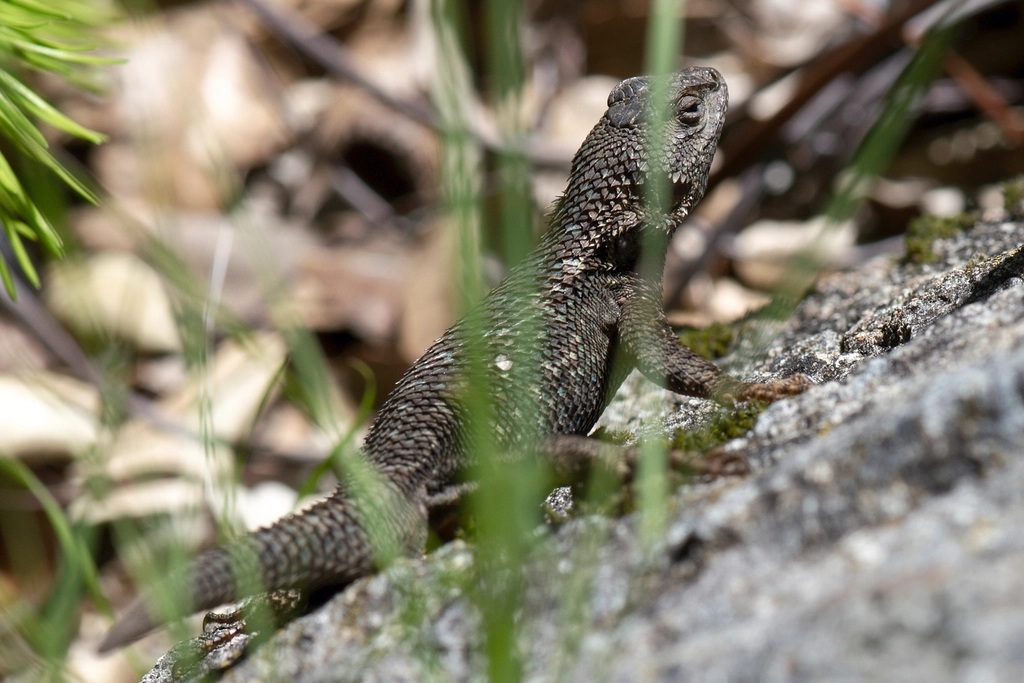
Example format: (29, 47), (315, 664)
(677, 95), (702, 125)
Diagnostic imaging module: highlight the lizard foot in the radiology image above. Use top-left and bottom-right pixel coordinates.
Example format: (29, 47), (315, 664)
(143, 590), (307, 682)
(737, 373), (812, 403)
(670, 448), (750, 478)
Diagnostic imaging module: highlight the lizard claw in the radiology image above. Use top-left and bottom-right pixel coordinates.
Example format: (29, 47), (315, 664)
(669, 448), (750, 478)
(736, 373), (812, 403)
(141, 590), (307, 682)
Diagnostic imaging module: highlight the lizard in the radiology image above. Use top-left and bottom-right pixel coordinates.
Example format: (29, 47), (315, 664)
(99, 66), (808, 655)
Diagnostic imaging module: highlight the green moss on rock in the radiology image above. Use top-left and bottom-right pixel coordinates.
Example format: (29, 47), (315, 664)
(904, 212), (976, 264)
(676, 321), (737, 360)
(672, 400), (767, 454)
(1003, 175), (1024, 219)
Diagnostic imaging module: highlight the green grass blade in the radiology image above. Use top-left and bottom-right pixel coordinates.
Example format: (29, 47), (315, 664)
(28, 144), (100, 204)
(636, 0), (686, 550)
(0, 148), (33, 214)
(827, 29), (957, 223)
(751, 22), (958, 339)
(0, 244), (16, 297)
(12, 218), (36, 239)
(0, 149), (65, 255)
(9, 37), (121, 65)
(7, 0), (75, 20)
(4, 220), (40, 287)
(0, 87), (49, 149)
(297, 359), (377, 499)
(0, 86), (104, 209)
(0, 457), (109, 614)
(26, 202), (63, 255)
(0, 69), (106, 143)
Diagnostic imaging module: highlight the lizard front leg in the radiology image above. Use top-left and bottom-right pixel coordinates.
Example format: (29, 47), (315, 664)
(616, 279), (810, 402)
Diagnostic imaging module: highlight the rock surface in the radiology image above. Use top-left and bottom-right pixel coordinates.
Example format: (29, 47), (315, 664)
(154, 215), (1024, 682)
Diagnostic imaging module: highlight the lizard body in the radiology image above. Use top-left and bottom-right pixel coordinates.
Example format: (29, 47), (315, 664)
(100, 66), (806, 653)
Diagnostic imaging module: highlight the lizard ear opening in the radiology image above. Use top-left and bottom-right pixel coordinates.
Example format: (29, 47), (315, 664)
(596, 230), (641, 272)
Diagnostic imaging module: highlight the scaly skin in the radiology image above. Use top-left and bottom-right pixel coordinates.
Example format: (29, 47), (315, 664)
(100, 66), (808, 653)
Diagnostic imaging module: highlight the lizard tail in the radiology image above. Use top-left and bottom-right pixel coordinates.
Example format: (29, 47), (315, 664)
(99, 485), (424, 653)
(97, 546), (234, 653)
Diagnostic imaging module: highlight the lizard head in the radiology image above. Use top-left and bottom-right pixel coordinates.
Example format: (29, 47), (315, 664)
(604, 66), (727, 220)
(552, 66), (727, 275)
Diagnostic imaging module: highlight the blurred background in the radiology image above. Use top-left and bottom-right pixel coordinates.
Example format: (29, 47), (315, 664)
(0, 0), (1022, 680)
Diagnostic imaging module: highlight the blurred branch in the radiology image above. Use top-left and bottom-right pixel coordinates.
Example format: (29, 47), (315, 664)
(903, 0), (1014, 38)
(0, 257), (331, 465)
(938, 51), (1024, 147)
(664, 165), (765, 306)
(239, 0), (434, 125)
(0, 270), (100, 385)
(239, 0), (573, 169)
(712, 0), (942, 191)
(329, 165), (407, 231)
(904, 0), (1024, 145)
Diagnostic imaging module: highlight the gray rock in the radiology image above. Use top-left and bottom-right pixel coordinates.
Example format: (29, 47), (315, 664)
(211, 217), (1024, 682)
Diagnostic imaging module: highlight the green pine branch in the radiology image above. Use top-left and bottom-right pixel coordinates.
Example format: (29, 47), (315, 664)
(0, 0), (119, 298)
